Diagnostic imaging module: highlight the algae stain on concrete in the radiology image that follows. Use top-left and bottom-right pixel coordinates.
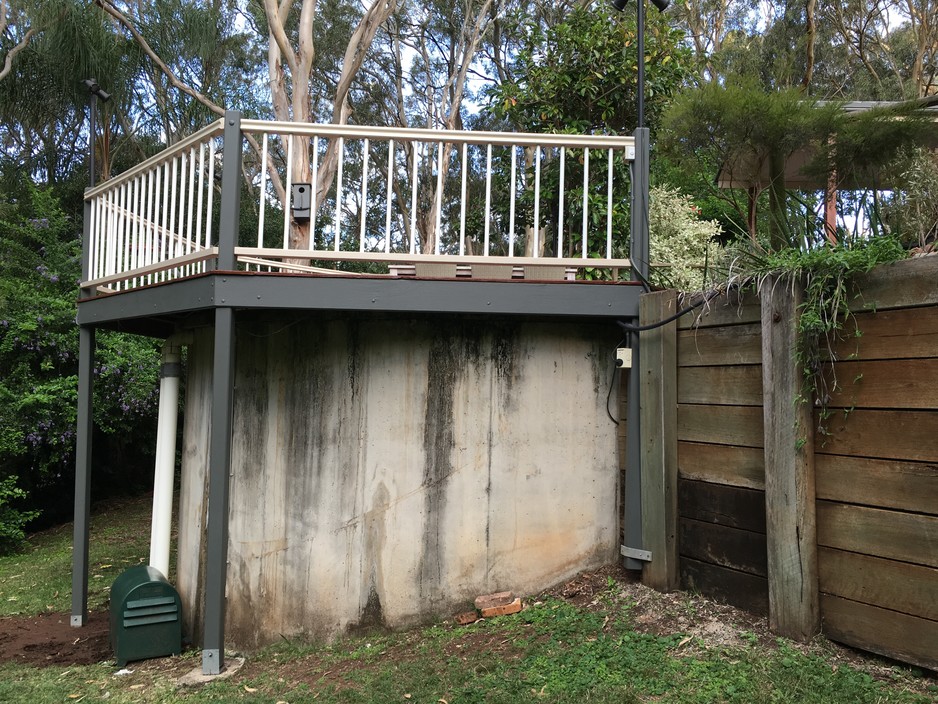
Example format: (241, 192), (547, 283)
(419, 323), (482, 603)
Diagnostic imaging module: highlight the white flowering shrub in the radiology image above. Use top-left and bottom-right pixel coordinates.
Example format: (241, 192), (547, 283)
(649, 186), (723, 292)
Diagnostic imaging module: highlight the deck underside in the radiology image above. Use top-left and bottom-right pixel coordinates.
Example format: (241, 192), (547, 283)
(77, 271), (645, 336)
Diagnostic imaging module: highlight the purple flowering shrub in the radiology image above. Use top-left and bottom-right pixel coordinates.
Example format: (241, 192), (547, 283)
(0, 187), (160, 548)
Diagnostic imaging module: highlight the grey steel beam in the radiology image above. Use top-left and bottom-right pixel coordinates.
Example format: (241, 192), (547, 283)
(215, 275), (642, 319)
(78, 272), (641, 326)
(77, 276), (216, 327)
(217, 112), (242, 271)
(202, 306), (236, 675)
(76, 275), (642, 325)
(71, 325), (95, 626)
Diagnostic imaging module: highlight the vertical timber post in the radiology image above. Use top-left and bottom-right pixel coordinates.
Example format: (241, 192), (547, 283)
(622, 126), (651, 570)
(640, 290), (679, 590)
(202, 110), (241, 675)
(71, 325), (95, 626)
(761, 276), (820, 641)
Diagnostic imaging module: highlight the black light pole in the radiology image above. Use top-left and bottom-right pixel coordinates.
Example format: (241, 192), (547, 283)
(82, 78), (111, 188)
(612, 0), (669, 572)
(72, 77), (110, 631)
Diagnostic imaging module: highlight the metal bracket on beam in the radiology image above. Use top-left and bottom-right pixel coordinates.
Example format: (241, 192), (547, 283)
(620, 545), (652, 562)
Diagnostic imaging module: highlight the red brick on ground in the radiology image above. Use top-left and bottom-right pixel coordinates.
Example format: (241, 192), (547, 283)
(480, 597), (523, 618)
(474, 591), (514, 611)
(454, 611), (479, 626)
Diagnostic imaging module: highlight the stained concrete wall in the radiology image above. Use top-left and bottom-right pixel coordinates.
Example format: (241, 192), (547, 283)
(177, 314), (619, 647)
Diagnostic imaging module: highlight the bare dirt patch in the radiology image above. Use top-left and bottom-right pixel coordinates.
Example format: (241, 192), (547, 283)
(0, 611), (111, 666)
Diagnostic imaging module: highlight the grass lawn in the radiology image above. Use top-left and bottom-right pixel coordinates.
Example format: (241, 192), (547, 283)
(0, 494), (935, 703)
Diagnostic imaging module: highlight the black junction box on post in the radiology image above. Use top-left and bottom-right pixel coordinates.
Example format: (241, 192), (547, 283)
(292, 183), (311, 222)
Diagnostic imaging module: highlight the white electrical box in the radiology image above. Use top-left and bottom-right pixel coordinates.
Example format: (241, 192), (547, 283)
(616, 348), (632, 368)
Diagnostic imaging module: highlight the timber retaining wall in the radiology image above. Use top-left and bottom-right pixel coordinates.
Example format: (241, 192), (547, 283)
(660, 255), (938, 670)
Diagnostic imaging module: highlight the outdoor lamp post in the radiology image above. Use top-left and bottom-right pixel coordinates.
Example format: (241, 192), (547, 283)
(611, 0), (670, 130)
(612, 0), (669, 573)
(82, 78), (111, 188)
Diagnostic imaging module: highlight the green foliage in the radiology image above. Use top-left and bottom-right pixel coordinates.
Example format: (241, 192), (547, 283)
(879, 146), (938, 251)
(0, 183), (160, 523)
(488, 7), (693, 136)
(660, 79), (936, 253)
(0, 477), (39, 555)
(738, 235), (907, 413)
(649, 186), (723, 290)
(0, 494), (152, 614)
(660, 78), (841, 251)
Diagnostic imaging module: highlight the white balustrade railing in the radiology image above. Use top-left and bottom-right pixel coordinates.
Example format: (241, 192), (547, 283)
(82, 119), (635, 291)
(83, 120), (224, 291)
(239, 121), (635, 276)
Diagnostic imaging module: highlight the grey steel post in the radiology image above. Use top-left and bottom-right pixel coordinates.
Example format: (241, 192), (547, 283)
(623, 127), (650, 570)
(623, 334), (643, 570)
(202, 112), (241, 675)
(630, 127), (650, 283)
(71, 324), (95, 626)
(72, 192), (98, 626)
(202, 306), (236, 675)
(217, 110), (243, 271)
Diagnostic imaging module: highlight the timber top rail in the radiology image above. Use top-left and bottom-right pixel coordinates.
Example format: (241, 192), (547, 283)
(81, 114), (638, 294)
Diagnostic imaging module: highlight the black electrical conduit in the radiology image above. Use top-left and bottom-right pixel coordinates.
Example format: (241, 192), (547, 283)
(616, 287), (724, 333)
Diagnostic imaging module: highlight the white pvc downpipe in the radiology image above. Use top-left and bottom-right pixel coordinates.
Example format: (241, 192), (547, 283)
(148, 335), (187, 578)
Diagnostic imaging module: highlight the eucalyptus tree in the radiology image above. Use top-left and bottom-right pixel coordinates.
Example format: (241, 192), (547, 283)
(0, 0), (37, 82)
(826, 0), (938, 99)
(0, 0), (140, 190)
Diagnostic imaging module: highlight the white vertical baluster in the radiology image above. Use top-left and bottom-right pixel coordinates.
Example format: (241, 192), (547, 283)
(100, 195), (108, 280)
(131, 177), (140, 287)
(434, 141), (443, 255)
(102, 193), (110, 280)
(283, 134), (293, 250)
(89, 196), (99, 281)
(257, 134), (268, 253)
(186, 148), (196, 277)
(409, 142), (418, 254)
(558, 147), (565, 258)
(581, 148), (589, 259)
(187, 148), (196, 251)
(311, 135), (319, 246)
(106, 190), (117, 279)
(169, 157), (179, 277)
(334, 137), (344, 252)
(177, 153), (187, 267)
(509, 146), (517, 258)
(484, 143), (492, 256)
(196, 142), (206, 257)
(205, 140), (216, 259)
(459, 142), (467, 256)
(533, 146), (541, 257)
(360, 138), (369, 252)
(88, 196), (96, 281)
(146, 169), (156, 285)
(606, 148), (613, 259)
(160, 161), (170, 281)
(152, 166), (161, 283)
(117, 183), (128, 289)
(384, 139), (394, 254)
